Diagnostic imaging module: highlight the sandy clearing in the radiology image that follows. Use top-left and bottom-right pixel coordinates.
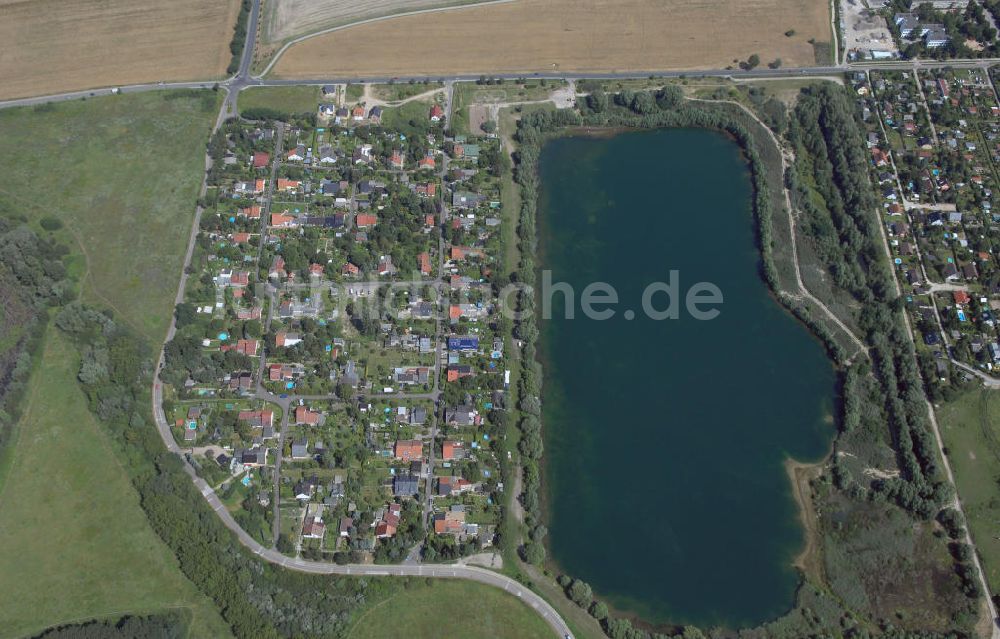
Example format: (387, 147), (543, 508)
(271, 0), (832, 78)
(0, 0), (240, 100)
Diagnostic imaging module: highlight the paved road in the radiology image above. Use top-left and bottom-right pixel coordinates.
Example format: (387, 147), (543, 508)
(7, 57), (1000, 112)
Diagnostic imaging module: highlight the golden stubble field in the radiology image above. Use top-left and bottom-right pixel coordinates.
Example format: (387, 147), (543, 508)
(265, 0), (497, 43)
(271, 0), (832, 78)
(0, 0), (240, 100)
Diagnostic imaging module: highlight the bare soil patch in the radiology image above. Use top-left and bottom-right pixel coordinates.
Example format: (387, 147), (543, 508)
(0, 0), (240, 100)
(271, 0), (832, 77)
(787, 459), (825, 585)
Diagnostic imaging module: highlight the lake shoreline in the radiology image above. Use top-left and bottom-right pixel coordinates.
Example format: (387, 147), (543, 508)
(786, 457), (826, 585)
(510, 101), (849, 634)
(534, 127), (836, 628)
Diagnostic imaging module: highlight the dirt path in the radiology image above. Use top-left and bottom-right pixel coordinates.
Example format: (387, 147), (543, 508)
(361, 83), (445, 107)
(688, 97), (869, 359)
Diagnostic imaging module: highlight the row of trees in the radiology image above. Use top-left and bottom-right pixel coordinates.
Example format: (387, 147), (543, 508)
(32, 613), (186, 639)
(226, 0), (253, 75)
(789, 84), (955, 522)
(0, 218), (72, 468)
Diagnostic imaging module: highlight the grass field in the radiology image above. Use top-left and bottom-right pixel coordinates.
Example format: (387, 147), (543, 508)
(270, 0), (831, 78)
(239, 85), (323, 115)
(371, 81), (445, 102)
(0, 91), (221, 342)
(0, 331), (232, 639)
(347, 579), (554, 639)
(0, 0), (240, 100)
(937, 388), (1000, 592)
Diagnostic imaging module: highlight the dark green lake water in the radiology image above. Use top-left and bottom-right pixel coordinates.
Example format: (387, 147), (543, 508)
(537, 128), (836, 629)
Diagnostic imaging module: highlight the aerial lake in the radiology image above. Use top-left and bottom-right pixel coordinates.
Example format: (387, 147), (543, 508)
(536, 128), (836, 628)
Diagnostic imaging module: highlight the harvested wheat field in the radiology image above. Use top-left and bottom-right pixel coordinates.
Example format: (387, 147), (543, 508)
(0, 0), (240, 100)
(271, 0), (831, 78)
(264, 0), (503, 43)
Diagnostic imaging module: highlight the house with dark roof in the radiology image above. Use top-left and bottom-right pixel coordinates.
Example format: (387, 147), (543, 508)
(393, 474), (419, 497)
(294, 476), (319, 500)
(291, 438), (310, 459)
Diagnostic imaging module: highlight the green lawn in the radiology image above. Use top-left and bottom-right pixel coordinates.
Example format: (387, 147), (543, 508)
(239, 85), (322, 115)
(937, 388), (1000, 592)
(347, 579), (555, 639)
(0, 90), (220, 343)
(381, 100), (437, 130)
(371, 82), (444, 102)
(0, 331), (232, 639)
(346, 84), (365, 102)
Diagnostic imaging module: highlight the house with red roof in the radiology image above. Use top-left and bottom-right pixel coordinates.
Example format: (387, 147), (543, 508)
(233, 339), (259, 357)
(295, 405), (322, 426)
(252, 151), (270, 169)
(390, 149), (405, 170)
(375, 503), (401, 539)
(441, 440), (464, 461)
(437, 476), (473, 496)
(237, 409), (274, 428)
(433, 508), (465, 535)
(342, 262), (361, 278)
(416, 183), (436, 197)
(270, 212), (296, 228)
(355, 214), (378, 228)
(418, 252), (432, 276)
(394, 439), (423, 461)
(302, 516), (326, 539)
(275, 331), (301, 347)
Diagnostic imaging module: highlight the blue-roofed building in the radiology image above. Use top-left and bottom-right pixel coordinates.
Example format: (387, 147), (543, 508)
(448, 336), (479, 351)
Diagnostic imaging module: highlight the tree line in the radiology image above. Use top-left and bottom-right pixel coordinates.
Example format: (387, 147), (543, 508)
(0, 218), (72, 471)
(789, 84), (954, 522)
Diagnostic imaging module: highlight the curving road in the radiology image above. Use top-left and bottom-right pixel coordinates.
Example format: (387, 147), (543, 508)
(151, 383), (570, 637)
